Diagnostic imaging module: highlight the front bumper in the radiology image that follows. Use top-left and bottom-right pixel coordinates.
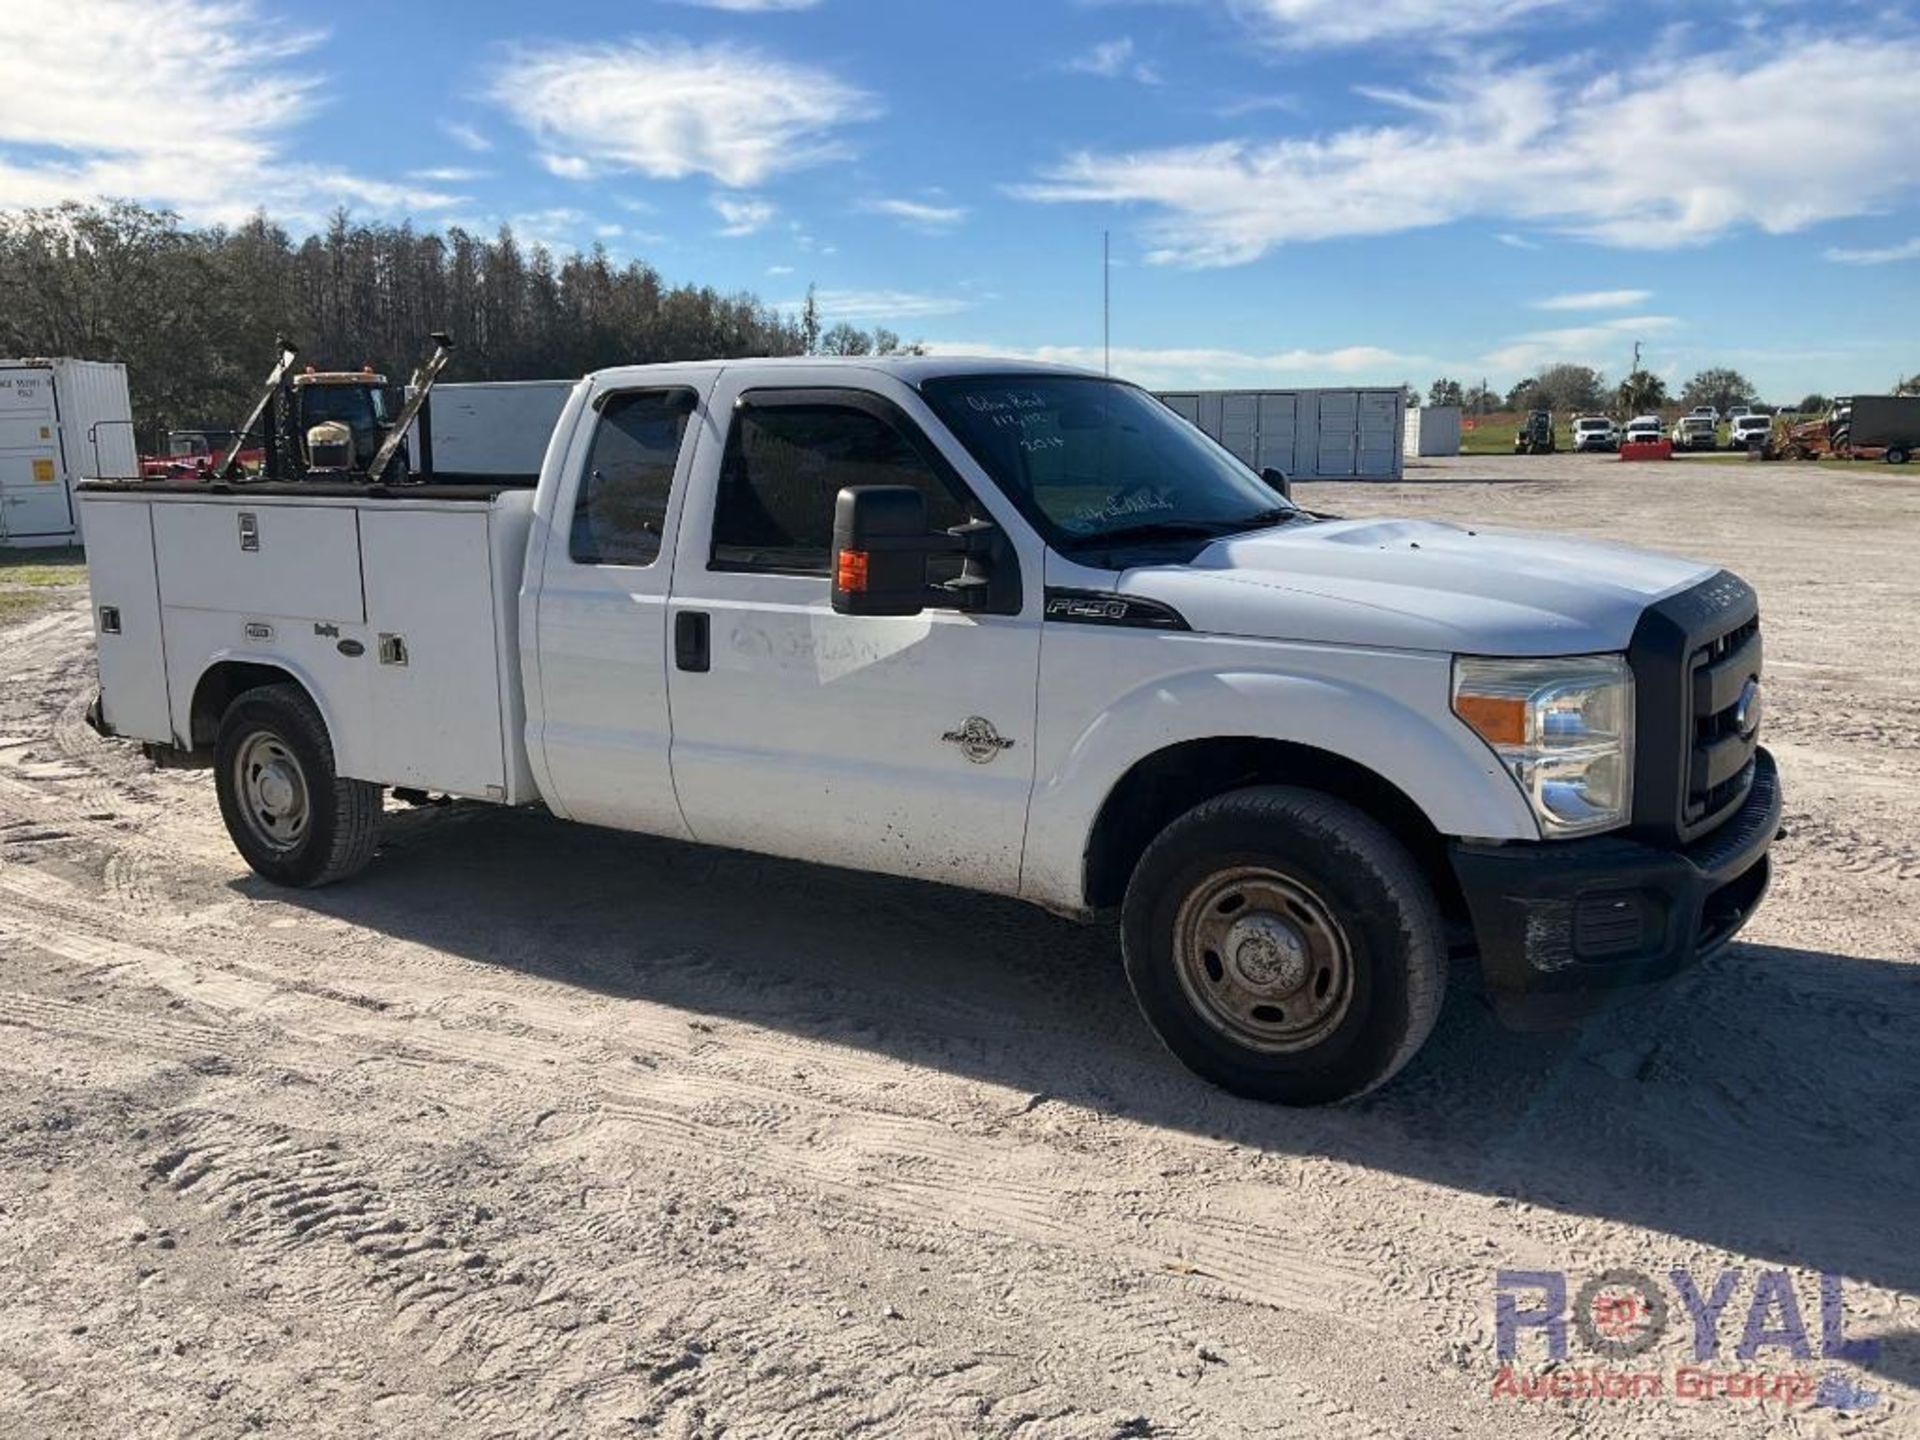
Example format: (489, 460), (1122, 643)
(1450, 746), (1780, 1029)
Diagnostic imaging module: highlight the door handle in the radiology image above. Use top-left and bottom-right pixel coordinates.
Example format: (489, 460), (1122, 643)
(674, 610), (710, 673)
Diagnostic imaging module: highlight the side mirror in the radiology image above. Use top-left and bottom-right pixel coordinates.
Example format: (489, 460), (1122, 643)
(831, 485), (933, 617)
(1260, 466), (1292, 501)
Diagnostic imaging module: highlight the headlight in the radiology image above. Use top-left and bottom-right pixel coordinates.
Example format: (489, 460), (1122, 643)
(1452, 654), (1634, 837)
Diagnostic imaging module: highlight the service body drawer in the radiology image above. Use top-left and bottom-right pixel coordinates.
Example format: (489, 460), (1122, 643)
(152, 502), (365, 622)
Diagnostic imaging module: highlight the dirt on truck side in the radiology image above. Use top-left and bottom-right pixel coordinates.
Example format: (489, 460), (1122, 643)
(0, 454), (1916, 1438)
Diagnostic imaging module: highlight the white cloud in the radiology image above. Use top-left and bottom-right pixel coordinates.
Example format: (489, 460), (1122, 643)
(1824, 237), (1920, 265)
(766, 264), (795, 276)
(1015, 37), (1920, 266)
(409, 166), (487, 183)
(1477, 315), (1677, 376)
(1533, 289), (1652, 310)
(490, 39), (875, 189)
(794, 289), (973, 322)
(711, 194), (776, 236)
(1497, 232), (1542, 250)
(0, 0), (460, 224)
(1225, 0), (1575, 48)
(1066, 37), (1161, 83)
(861, 197), (968, 231)
(922, 340), (1417, 389)
(440, 121), (494, 154)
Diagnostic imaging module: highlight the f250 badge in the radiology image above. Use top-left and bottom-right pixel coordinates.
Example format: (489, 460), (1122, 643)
(942, 716), (1015, 764)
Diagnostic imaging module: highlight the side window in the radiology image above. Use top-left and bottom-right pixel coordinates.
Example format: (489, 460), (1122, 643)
(568, 389), (693, 567)
(711, 402), (969, 575)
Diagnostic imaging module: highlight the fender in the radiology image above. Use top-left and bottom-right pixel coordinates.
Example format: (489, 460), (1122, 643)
(178, 647), (366, 778)
(1018, 656), (1540, 915)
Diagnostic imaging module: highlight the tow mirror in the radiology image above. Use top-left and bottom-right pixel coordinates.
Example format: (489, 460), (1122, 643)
(832, 485), (934, 616)
(1260, 466), (1292, 501)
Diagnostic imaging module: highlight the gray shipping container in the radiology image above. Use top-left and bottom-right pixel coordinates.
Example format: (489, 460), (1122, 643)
(1156, 387), (1406, 481)
(0, 357), (136, 547)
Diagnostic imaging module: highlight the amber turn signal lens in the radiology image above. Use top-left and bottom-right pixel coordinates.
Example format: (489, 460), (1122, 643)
(835, 549), (870, 593)
(1455, 693), (1527, 747)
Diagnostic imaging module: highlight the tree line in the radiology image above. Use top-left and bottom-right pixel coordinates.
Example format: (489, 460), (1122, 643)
(1423, 364), (1919, 419)
(0, 202), (912, 443)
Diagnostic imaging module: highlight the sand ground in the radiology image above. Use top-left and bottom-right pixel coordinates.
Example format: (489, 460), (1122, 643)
(1, 453), (1915, 1437)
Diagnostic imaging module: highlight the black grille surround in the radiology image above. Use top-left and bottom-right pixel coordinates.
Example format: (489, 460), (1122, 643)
(1626, 570), (1763, 844)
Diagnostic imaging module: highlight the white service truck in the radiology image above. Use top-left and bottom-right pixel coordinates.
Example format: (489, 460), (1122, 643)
(76, 358), (1779, 1104)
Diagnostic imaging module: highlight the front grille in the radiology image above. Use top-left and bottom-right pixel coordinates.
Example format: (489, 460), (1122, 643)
(1687, 613), (1761, 825)
(1628, 571), (1762, 842)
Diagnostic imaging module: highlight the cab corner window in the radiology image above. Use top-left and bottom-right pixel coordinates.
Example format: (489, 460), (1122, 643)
(711, 401), (968, 576)
(568, 389), (694, 567)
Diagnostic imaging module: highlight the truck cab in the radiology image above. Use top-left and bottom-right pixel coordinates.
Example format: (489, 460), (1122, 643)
(77, 357), (1779, 1105)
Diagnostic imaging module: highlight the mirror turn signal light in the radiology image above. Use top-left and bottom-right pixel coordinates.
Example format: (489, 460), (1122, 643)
(835, 549), (870, 593)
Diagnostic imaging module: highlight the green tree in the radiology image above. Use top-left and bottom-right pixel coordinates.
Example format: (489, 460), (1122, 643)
(1427, 377), (1464, 408)
(0, 200), (808, 446)
(1462, 382), (1500, 415)
(1794, 393), (1830, 415)
(1618, 369), (1669, 415)
(1534, 363), (1607, 414)
(1505, 376), (1544, 411)
(1896, 374), (1920, 396)
(1680, 367), (1758, 415)
(818, 322), (873, 356)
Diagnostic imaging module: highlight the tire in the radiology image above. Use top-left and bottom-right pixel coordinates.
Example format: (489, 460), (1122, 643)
(214, 683), (382, 886)
(1120, 786), (1445, 1105)
(1888, 447), (1911, 466)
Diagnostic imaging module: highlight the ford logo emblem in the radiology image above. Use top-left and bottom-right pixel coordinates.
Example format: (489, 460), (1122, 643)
(1734, 677), (1763, 740)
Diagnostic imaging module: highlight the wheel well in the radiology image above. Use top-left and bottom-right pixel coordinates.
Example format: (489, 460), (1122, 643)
(189, 662), (304, 749)
(1082, 737), (1465, 923)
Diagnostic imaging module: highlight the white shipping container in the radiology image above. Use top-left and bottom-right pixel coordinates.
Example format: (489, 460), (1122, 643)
(0, 358), (136, 547)
(1405, 405), (1462, 458)
(411, 380), (575, 481)
(1156, 387), (1406, 481)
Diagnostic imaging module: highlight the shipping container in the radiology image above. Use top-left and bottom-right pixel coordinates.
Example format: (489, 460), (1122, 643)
(1156, 387), (1407, 481)
(1404, 405), (1462, 458)
(409, 379), (575, 483)
(0, 358), (136, 548)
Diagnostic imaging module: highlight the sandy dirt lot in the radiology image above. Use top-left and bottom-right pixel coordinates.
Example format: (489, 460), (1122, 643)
(1, 455), (1915, 1438)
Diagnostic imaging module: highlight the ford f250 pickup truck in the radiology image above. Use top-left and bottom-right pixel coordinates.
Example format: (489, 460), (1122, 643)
(75, 357), (1779, 1104)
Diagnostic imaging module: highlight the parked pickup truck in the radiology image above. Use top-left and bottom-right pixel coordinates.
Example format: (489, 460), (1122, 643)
(76, 357), (1779, 1104)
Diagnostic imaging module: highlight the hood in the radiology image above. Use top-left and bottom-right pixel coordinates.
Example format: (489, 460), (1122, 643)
(1117, 518), (1712, 655)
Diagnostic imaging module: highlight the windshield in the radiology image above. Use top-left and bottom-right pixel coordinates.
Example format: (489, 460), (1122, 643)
(1577, 419), (1609, 431)
(920, 374), (1291, 548)
(299, 385), (389, 463)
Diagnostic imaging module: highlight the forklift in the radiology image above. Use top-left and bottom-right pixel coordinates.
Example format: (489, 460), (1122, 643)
(215, 332), (455, 485)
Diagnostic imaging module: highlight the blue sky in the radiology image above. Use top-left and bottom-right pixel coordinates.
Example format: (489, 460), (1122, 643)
(5, 0), (1919, 400)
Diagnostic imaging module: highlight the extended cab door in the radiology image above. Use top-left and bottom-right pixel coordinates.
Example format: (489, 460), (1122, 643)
(529, 375), (711, 835)
(664, 370), (1043, 894)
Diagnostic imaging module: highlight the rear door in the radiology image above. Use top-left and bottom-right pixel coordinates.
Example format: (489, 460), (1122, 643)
(664, 371), (1042, 894)
(530, 376), (710, 835)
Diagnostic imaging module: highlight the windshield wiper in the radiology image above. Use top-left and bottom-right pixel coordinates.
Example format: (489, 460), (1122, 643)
(1065, 508), (1310, 550)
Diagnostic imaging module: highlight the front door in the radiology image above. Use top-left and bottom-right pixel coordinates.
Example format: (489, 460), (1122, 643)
(665, 372), (1042, 894)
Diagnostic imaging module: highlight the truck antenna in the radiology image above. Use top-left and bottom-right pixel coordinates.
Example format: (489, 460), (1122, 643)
(1103, 229), (1111, 377)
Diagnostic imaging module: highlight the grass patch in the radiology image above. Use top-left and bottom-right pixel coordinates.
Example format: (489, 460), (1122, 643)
(0, 546), (87, 586)
(0, 588), (63, 625)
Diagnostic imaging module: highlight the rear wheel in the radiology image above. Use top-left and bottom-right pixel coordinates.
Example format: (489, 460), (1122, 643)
(1888, 447), (1911, 465)
(1121, 786), (1445, 1105)
(214, 683), (381, 886)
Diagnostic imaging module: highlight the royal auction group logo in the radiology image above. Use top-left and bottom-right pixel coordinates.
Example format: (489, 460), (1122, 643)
(1492, 1267), (1881, 1410)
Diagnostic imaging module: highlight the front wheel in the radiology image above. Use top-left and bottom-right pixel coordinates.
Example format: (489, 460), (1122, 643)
(214, 683), (382, 886)
(1121, 787), (1445, 1105)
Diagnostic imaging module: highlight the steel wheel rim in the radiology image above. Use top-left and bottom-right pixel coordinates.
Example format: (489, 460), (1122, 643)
(234, 730), (310, 853)
(1172, 865), (1355, 1053)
